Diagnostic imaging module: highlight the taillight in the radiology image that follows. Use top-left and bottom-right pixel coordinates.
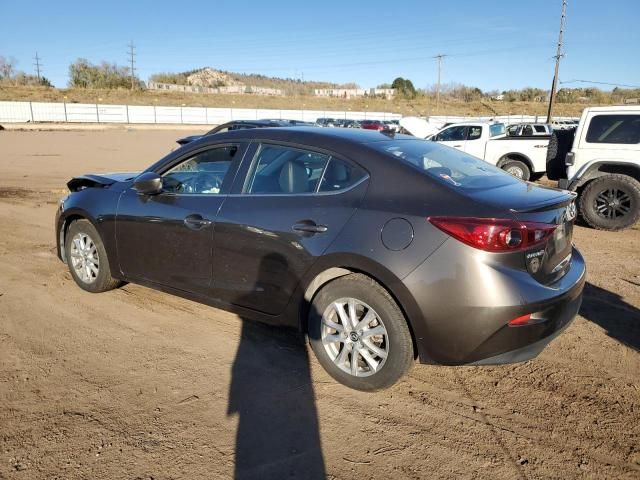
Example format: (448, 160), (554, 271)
(428, 217), (556, 252)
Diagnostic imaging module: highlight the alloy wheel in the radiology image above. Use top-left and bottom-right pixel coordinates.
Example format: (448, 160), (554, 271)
(69, 232), (100, 284)
(321, 298), (389, 377)
(594, 187), (631, 220)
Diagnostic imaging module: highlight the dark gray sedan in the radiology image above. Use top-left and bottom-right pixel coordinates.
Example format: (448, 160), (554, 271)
(55, 128), (585, 390)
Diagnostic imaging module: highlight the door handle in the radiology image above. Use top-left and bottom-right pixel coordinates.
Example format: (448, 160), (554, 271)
(453, 144), (463, 148)
(184, 214), (212, 230)
(292, 221), (328, 234)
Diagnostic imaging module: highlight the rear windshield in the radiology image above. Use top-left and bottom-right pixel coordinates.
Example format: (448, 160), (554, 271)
(372, 139), (519, 190)
(585, 114), (640, 144)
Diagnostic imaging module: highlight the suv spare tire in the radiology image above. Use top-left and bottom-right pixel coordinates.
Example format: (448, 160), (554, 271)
(546, 128), (576, 180)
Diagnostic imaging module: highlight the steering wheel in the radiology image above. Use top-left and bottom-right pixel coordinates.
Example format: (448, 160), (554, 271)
(193, 173), (222, 193)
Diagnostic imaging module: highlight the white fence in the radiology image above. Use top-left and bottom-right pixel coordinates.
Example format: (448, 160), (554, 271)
(0, 101), (402, 125)
(0, 101), (578, 126)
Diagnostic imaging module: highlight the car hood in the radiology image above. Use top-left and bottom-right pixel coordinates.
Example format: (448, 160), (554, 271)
(67, 172), (139, 191)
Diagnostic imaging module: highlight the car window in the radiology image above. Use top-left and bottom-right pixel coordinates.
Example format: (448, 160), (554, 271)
(318, 159), (367, 192)
(585, 114), (640, 144)
(534, 125), (546, 133)
(373, 139), (519, 191)
(245, 144), (331, 194)
(162, 145), (239, 194)
(507, 125), (518, 136)
(435, 126), (466, 142)
(489, 124), (506, 137)
(522, 125), (534, 136)
(467, 126), (482, 140)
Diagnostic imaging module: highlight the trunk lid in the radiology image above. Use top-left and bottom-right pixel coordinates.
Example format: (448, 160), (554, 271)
(464, 181), (577, 285)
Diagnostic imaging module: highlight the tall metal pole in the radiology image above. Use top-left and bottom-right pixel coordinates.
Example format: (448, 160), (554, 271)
(546, 0), (567, 123)
(128, 40), (136, 90)
(434, 54), (446, 112)
(33, 52), (42, 82)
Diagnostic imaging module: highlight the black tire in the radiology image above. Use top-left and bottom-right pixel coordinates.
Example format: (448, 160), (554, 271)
(65, 219), (122, 293)
(546, 128), (576, 180)
(502, 159), (531, 181)
(308, 274), (414, 391)
(579, 174), (640, 231)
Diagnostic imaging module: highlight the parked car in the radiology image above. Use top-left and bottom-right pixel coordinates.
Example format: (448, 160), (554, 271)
(507, 123), (553, 137)
(360, 119), (386, 131)
(547, 105), (640, 230)
(176, 119), (296, 145)
(383, 120), (401, 132)
(343, 119), (361, 128)
(56, 128), (585, 391)
(430, 122), (549, 181)
(316, 118), (337, 127)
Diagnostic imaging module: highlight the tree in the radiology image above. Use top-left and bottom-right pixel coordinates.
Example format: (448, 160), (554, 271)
(0, 56), (17, 79)
(391, 77), (417, 99)
(68, 58), (143, 89)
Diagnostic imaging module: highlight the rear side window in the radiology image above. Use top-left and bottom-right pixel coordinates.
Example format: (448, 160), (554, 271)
(585, 115), (640, 144)
(318, 159), (367, 192)
(534, 125), (546, 133)
(467, 126), (482, 140)
(245, 144), (330, 194)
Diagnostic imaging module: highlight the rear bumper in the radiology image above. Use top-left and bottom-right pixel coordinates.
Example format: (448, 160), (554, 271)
(402, 242), (586, 365)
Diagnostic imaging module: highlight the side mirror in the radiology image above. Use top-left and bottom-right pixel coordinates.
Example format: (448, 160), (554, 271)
(133, 172), (163, 195)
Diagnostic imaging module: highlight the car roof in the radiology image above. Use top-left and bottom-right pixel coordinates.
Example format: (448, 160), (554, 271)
(194, 126), (413, 148)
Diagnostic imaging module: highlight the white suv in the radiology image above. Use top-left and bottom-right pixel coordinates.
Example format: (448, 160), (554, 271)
(547, 106), (640, 230)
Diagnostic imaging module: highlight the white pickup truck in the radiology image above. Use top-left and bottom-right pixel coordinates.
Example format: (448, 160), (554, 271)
(546, 105), (640, 230)
(429, 122), (550, 181)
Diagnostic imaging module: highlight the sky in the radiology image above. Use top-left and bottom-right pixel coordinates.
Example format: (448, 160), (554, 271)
(1, 0), (639, 91)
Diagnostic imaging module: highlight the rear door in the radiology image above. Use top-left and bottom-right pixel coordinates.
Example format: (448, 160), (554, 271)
(116, 142), (247, 295)
(211, 142), (368, 315)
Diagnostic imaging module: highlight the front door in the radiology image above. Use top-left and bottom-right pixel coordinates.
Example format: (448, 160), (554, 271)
(211, 142), (368, 316)
(433, 125), (467, 152)
(115, 142), (246, 295)
(464, 125), (485, 159)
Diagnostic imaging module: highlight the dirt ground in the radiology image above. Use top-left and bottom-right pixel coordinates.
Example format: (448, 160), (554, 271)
(0, 129), (638, 480)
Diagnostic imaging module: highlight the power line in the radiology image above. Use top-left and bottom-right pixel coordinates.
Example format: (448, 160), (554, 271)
(127, 40), (136, 90)
(33, 52), (42, 81)
(546, 0), (567, 123)
(560, 79), (640, 89)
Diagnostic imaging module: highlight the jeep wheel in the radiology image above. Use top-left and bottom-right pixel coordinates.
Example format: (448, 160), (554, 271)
(579, 174), (640, 231)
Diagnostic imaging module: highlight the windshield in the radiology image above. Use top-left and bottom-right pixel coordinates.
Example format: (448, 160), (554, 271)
(372, 139), (520, 190)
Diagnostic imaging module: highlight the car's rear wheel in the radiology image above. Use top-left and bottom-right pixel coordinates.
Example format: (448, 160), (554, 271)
(308, 274), (414, 391)
(65, 219), (122, 293)
(579, 174), (640, 230)
(502, 159), (531, 181)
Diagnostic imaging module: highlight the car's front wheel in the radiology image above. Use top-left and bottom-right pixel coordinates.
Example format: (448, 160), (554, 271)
(502, 159), (531, 181)
(308, 274), (414, 391)
(65, 219), (122, 293)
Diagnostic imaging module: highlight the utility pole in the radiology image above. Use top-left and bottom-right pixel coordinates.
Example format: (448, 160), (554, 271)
(546, 0), (567, 123)
(434, 54), (447, 112)
(33, 52), (42, 82)
(127, 40), (136, 90)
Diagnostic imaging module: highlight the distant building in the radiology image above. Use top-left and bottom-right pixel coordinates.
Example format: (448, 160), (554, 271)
(148, 81), (283, 96)
(314, 88), (395, 99)
(624, 98), (639, 104)
(491, 94), (505, 101)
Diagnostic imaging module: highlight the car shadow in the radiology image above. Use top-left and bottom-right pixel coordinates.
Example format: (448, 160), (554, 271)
(227, 253), (326, 480)
(580, 282), (640, 351)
